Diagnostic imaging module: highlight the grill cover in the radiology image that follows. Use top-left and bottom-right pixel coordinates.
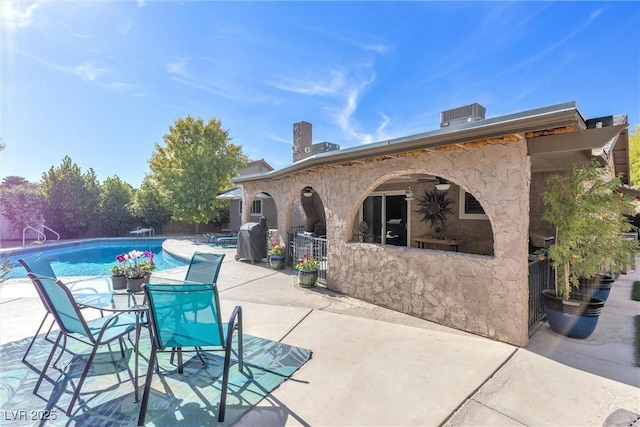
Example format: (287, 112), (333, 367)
(235, 217), (268, 263)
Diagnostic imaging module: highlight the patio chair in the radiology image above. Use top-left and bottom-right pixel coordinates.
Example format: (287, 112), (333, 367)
(138, 282), (243, 425)
(27, 273), (139, 416)
(18, 255), (59, 362)
(18, 255), (107, 363)
(170, 252), (226, 370)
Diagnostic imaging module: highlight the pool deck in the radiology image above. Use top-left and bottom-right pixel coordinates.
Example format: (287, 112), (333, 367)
(1, 236), (639, 426)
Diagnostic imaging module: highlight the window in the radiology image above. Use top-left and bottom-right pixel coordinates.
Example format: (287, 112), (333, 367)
(459, 191), (488, 220)
(250, 199), (262, 215)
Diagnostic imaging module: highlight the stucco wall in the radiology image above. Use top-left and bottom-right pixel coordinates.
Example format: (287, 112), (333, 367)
(241, 138), (531, 346)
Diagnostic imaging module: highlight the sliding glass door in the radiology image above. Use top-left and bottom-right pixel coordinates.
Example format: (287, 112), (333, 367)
(361, 191), (409, 246)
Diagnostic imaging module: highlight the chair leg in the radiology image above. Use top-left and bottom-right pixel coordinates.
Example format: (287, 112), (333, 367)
(237, 313), (244, 371)
(22, 312), (50, 362)
(44, 316), (56, 341)
(218, 345), (233, 422)
(52, 334), (68, 368)
(195, 347), (206, 365)
(34, 332), (63, 394)
(67, 343), (101, 415)
(137, 341), (158, 426)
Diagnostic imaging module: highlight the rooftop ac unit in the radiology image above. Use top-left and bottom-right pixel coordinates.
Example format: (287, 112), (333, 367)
(440, 103), (486, 127)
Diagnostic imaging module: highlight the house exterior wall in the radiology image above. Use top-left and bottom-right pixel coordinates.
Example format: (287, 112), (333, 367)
(229, 198), (278, 232)
(241, 138), (531, 346)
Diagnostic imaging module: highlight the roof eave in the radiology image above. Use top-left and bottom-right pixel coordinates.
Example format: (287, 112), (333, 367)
(235, 102), (582, 184)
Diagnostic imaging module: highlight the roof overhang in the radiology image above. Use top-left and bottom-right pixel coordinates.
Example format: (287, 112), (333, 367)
(234, 101), (629, 185)
(527, 124), (628, 177)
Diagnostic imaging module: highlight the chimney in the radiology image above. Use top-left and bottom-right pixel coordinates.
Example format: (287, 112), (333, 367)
(293, 121), (313, 162)
(440, 103), (486, 127)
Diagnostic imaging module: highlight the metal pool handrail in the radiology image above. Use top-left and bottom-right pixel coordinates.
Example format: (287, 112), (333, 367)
(23, 225), (60, 247)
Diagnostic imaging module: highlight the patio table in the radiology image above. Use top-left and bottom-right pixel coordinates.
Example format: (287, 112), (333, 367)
(69, 276), (203, 401)
(69, 277), (148, 402)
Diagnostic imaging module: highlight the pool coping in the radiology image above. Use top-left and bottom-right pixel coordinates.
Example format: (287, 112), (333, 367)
(0, 237), (168, 257)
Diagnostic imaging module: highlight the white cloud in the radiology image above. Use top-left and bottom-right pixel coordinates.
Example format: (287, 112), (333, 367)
(271, 69), (345, 96)
(74, 62), (103, 81)
(0, 1), (41, 30)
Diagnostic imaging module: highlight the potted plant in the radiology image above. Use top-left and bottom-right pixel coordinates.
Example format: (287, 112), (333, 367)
(110, 253), (128, 290)
(124, 250), (156, 292)
(268, 243), (286, 270)
(139, 251), (156, 283)
(294, 254), (319, 288)
(540, 160), (638, 338)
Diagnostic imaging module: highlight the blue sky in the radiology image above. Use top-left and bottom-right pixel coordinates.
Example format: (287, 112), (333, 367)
(1, 1), (639, 188)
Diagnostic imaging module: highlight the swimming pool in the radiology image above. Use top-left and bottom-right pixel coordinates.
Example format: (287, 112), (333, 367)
(5, 239), (187, 279)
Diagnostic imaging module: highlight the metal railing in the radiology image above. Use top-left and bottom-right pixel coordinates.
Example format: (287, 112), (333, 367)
(288, 231), (328, 283)
(22, 225), (60, 247)
(528, 257), (553, 333)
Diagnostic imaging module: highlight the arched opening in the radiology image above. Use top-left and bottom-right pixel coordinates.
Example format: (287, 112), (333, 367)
(350, 174), (494, 256)
(288, 186), (328, 281)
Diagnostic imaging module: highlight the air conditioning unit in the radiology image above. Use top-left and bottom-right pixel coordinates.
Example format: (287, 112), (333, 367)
(440, 103), (486, 127)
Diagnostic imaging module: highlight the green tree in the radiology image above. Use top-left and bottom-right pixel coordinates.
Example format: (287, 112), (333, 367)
(149, 115), (247, 232)
(629, 126), (640, 188)
(0, 180), (44, 234)
(543, 161), (638, 299)
(132, 175), (172, 229)
(99, 176), (134, 236)
(1, 176), (30, 188)
(40, 156), (101, 238)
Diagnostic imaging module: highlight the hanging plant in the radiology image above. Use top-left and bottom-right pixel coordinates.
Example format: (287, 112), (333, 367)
(416, 188), (452, 227)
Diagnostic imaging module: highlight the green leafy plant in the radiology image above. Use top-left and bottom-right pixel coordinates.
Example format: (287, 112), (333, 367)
(542, 160), (639, 299)
(0, 255), (13, 284)
(294, 254), (318, 271)
(111, 253), (128, 276)
(268, 243), (285, 256)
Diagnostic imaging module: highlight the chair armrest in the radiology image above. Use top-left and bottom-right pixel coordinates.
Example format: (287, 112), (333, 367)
(224, 306), (242, 346)
(66, 276), (112, 293)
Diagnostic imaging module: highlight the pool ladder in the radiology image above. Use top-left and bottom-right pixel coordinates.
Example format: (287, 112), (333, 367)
(23, 225), (60, 247)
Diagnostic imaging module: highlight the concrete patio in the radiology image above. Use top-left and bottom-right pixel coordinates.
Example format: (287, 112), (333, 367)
(1, 237), (638, 426)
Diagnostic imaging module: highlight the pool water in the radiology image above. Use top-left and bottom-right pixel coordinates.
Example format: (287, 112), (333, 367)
(6, 239), (187, 279)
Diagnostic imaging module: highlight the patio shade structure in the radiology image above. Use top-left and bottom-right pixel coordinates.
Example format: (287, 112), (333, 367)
(216, 187), (271, 200)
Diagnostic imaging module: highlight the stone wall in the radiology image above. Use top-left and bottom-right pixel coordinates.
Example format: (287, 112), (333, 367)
(241, 138), (531, 346)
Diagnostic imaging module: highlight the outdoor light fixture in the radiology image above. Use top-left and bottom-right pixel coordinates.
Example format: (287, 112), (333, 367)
(405, 186), (415, 201)
(435, 178), (450, 191)
(303, 187), (313, 197)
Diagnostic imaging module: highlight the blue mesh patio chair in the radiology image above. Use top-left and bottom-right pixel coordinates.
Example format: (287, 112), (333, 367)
(18, 255), (59, 361)
(169, 252), (226, 370)
(184, 251), (225, 284)
(137, 282), (243, 425)
(27, 273), (139, 416)
(19, 254), (108, 363)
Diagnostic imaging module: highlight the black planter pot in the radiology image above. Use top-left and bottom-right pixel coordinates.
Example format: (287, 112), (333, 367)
(578, 275), (615, 302)
(541, 290), (604, 339)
